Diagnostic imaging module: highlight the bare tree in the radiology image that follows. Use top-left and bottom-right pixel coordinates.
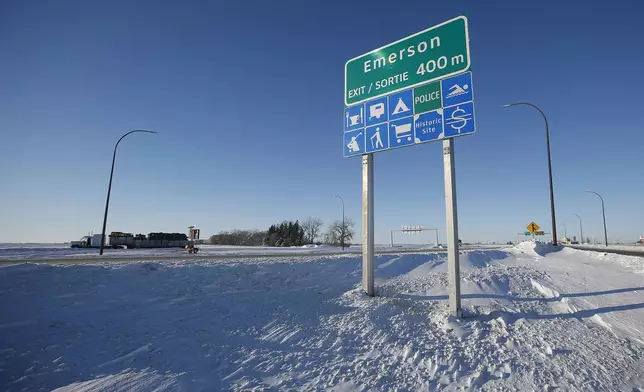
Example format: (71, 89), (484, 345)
(324, 218), (354, 248)
(301, 217), (323, 244)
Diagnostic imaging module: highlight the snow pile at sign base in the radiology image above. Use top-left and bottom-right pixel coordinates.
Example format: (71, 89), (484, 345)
(506, 240), (560, 257)
(1, 247), (643, 391)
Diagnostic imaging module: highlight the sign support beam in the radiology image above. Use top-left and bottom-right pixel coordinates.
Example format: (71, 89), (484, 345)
(443, 138), (461, 317)
(362, 153), (375, 296)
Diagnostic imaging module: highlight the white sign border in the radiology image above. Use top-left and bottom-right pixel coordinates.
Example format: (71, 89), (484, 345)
(344, 15), (471, 107)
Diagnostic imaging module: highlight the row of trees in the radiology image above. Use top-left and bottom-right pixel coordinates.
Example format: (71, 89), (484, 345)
(208, 216), (355, 247)
(209, 229), (264, 246)
(264, 221), (305, 247)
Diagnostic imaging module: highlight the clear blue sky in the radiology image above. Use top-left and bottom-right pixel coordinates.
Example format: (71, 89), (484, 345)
(1, 0), (643, 244)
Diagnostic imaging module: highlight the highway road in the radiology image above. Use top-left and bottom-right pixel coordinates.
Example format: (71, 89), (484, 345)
(2, 244), (640, 265)
(565, 244), (644, 257)
(0, 245), (505, 265)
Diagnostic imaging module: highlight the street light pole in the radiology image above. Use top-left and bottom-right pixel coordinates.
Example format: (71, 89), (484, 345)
(586, 191), (608, 247)
(334, 195), (345, 250)
(503, 102), (557, 245)
(100, 130), (157, 255)
(572, 214), (583, 244)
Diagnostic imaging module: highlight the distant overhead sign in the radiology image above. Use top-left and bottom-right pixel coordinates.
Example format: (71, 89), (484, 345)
(526, 222), (541, 234)
(344, 16), (470, 106)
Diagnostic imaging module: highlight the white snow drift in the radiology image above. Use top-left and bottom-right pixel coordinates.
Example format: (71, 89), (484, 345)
(0, 242), (643, 391)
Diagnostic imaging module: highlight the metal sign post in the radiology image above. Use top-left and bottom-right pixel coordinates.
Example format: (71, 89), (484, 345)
(343, 15), (474, 302)
(443, 138), (461, 317)
(362, 153), (375, 296)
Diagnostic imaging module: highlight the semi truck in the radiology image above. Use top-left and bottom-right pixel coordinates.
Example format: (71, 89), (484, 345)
(70, 234), (111, 248)
(70, 228), (198, 249)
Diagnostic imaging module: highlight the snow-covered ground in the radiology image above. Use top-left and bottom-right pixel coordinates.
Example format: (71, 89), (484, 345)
(0, 243), (503, 261)
(1, 242), (643, 391)
(0, 243), (347, 261)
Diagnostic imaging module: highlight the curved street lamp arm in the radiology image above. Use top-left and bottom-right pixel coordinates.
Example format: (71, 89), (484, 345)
(585, 190), (604, 204)
(503, 102), (548, 129)
(115, 130), (157, 150)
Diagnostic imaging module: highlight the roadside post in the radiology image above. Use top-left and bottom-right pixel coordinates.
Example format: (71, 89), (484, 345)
(443, 138), (460, 316)
(362, 154), (375, 295)
(343, 16), (474, 317)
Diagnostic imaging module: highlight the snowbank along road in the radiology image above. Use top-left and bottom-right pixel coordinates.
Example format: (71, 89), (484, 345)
(0, 243), (504, 263)
(0, 242), (643, 391)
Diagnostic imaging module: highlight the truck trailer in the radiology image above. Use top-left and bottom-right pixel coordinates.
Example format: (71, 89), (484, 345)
(70, 230), (195, 249)
(70, 234), (110, 248)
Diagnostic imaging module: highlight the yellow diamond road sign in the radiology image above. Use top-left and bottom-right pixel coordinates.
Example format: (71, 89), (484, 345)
(526, 222), (540, 234)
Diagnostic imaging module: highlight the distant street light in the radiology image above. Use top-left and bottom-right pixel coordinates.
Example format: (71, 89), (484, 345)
(100, 130), (157, 255)
(334, 195), (345, 251)
(503, 102), (557, 245)
(572, 214), (583, 244)
(585, 191), (608, 247)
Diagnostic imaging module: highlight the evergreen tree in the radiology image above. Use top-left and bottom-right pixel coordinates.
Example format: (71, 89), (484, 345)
(262, 220), (310, 247)
(287, 222), (294, 245)
(293, 221), (298, 246)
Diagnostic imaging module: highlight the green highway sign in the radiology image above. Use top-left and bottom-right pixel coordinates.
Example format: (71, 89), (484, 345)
(524, 231), (531, 236)
(344, 16), (470, 106)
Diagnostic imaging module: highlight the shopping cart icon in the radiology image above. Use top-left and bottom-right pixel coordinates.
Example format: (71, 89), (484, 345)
(391, 123), (412, 143)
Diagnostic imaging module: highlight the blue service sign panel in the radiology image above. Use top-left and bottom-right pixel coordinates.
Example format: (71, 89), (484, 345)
(387, 89), (413, 121)
(389, 117), (414, 148)
(342, 71), (475, 158)
(414, 110), (443, 143)
(344, 129), (364, 157)
(344, 104), (364, 132)
(365, 124), (389, 153)
(443, 102), (475, 137)
(441, 72), (473, 107)
(365, 97), (388, 127)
